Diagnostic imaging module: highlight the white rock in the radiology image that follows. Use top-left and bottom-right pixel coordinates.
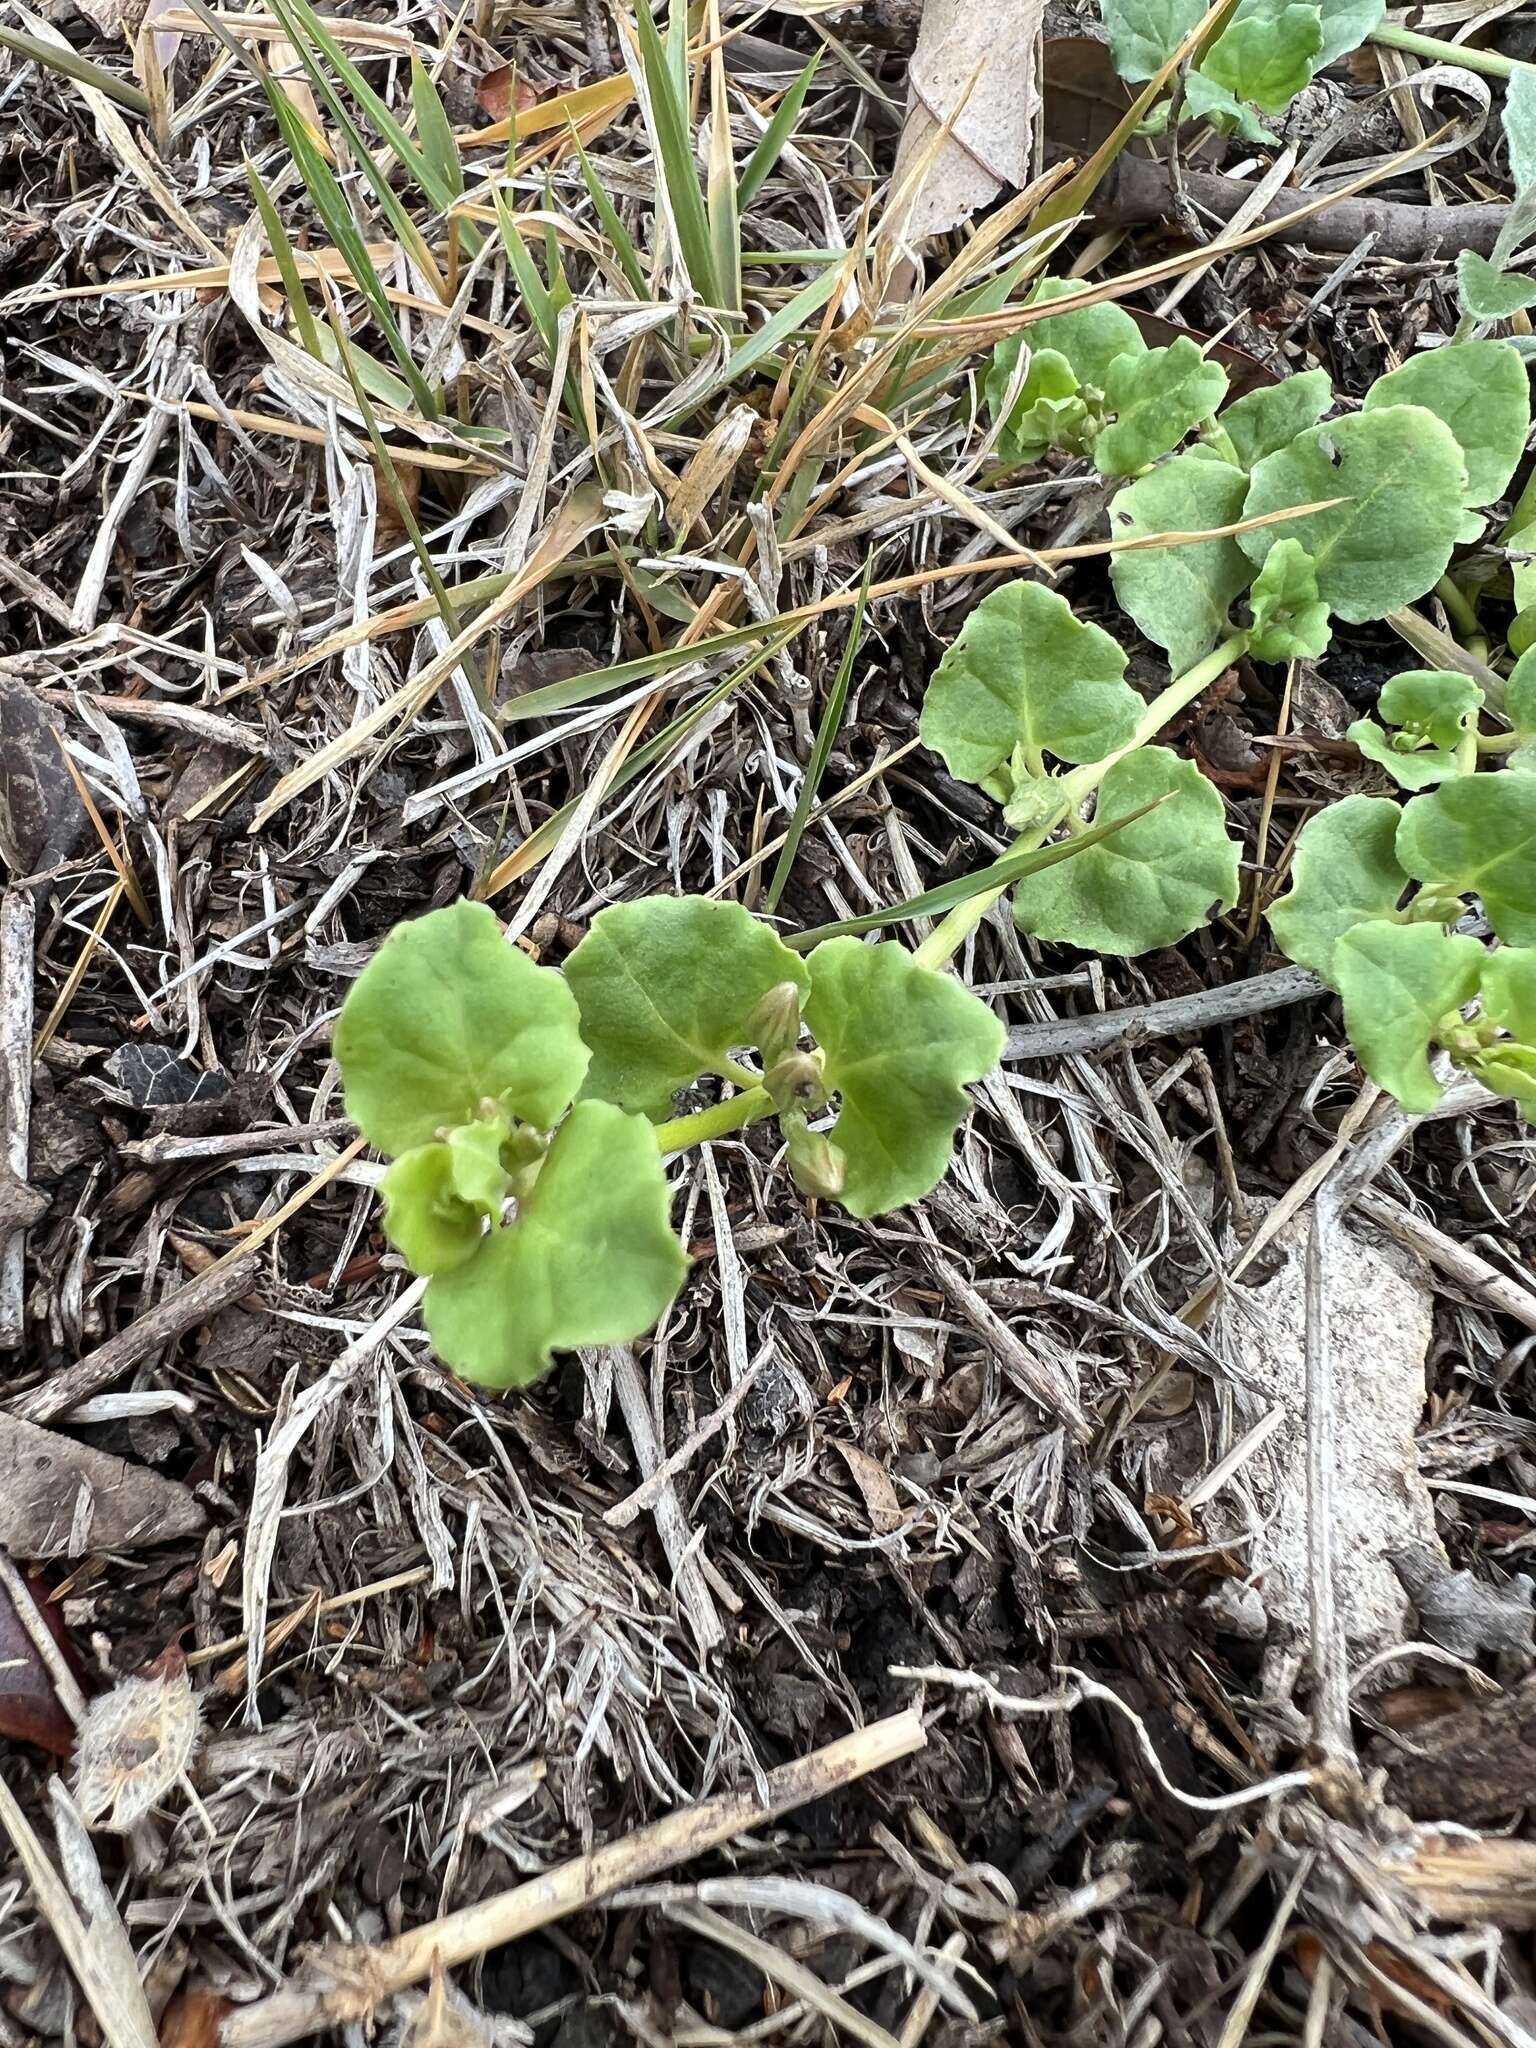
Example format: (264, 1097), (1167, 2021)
(1215, 1215), (1443, 1662)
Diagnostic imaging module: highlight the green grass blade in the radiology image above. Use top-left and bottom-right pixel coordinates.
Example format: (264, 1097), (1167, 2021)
(0, 23), (150, 112)
(706, 27), (740, 313)
(318, 277), (487, 710)
(632, 0), (719, 302)
(269, 90), (442, 417)
(502, 611), (787, 722)
(491, 183), (559, 357)
(542, 177), (574, 320)
(263, 0), (446, 297)
(272, 0), (453, 211)
(784, 796), (1174, 947)
(246, 156), (324, 359)
(737, 51), (819, 213)
(412, 54), (465, 199)
(672, 260), (842, 422)
(489, 628), (799, 891)
(573, 131), (647, 297)
(765, 564), (865, 912)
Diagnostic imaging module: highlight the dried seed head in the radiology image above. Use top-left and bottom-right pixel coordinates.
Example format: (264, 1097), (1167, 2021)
(73, 1660), (202, 1832)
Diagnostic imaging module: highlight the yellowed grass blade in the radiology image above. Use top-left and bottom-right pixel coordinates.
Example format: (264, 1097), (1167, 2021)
(458, 70), (632, 147)
(249, 486), (605, 830)
(157, 6), (413, 46)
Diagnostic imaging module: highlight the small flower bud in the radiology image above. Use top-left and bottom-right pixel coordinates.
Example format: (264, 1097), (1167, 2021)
(765, 1050), (827, 1114)
(786, 1122), (847, 1201)
(746, 980), (804, 1064)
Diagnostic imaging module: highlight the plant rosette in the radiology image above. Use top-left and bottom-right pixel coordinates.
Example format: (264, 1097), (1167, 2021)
(334, 897), (1004, 1388)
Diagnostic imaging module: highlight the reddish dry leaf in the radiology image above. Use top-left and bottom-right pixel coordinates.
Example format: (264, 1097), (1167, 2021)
(158, 1990), (230, 2048)
(475, 66), (553, 125)
(0, 1572), (83, 1758)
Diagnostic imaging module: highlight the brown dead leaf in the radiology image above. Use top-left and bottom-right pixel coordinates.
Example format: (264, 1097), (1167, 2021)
(475, 64), (552, 125)
(0, 677), (88, 876)
(891, 0), (1041, 240)
(0, 1571), (83, 1757)
(0, 1413), (207, 1560)
(833, 1442), (903, 1535)
(158, 1991), (229, 2048)
(1040, 37), (1134, 158)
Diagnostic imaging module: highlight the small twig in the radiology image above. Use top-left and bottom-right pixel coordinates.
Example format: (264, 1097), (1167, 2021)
(604, 1352), (763, 1530)
(1085, 150), (1510, 259)
(219, 1709), (927, 2048)
(1355, 1189), (1536, 1335)
(606, 1345), (724, 1654)
(10, 1255), (263, 1424)
(0, 889), (37, 1349)
(923, 1244), (1092, 1441)
(1004, 965), (1322, 1062)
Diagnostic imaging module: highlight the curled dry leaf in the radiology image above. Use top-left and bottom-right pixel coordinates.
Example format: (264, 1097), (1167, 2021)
(0, 1571), (84, 1758)
(475, 66), (553, 125)
(74, 1654), (202, 1833)
(891, 0), (1042, 240)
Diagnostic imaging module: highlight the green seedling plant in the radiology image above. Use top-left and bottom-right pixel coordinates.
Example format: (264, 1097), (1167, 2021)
(985, 286), (1532, 678)
(1268, 649), (1536, 1113)
(1457, 69), (1536, 330)
(333, 898), (1003, 1389)
(970, 289), (1536, 1122)
(916, 578), (1242, 962)
(1098, 0), (1384, 144)
(1096, 0), (1530, 146)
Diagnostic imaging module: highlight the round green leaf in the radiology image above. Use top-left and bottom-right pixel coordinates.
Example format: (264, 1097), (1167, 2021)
(1013, 277), (1146, 397)
(1010, 747), (1239, 956)
(920, 579), (1138, 787)
(1346, 669), (1482, 791)
(1101, 0), (1206, 80)
(1507, 646), (1536, 768)
(1464, 1043), (1536, 1110)
(983, 345), (1087, 463)
(1363, 340), (1531, 507)
(1110, 454), (1251, 675)
(1220, 368), (1333, 471)
(803, 938), (1005, 1219)
(564, 896), (810, 1117)
(1267, 794), (1408, 985)
(1480, 946), (1536, 1042)
(1247, 539), (1331, 662)
(1201, 2), (1322, 111)
(1095, 339), (1230, 478)
(1334, 922), (1483, 1112)
(380, 1144), (484, 1276)
(446, 1117), (512, 1213)
(1183, 69), (1280, 145)
(1397, 776), (1536, 946)
(422, 1100), (687, 1388)
(1239, 405), (1469, 624)
(1457, 253), (1536, 324)
(334, 900), (590, 1157)
(1306, 0), (1384, 64)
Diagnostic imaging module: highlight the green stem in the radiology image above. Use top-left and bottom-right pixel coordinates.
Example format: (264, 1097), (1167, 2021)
(1369, 21), (1533, 79)
(912, 634), (1248, 973)
(1202, 420), (1241, 468)
(653, 1086), (773, 1155)
(1434, 573), (1482, 644)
